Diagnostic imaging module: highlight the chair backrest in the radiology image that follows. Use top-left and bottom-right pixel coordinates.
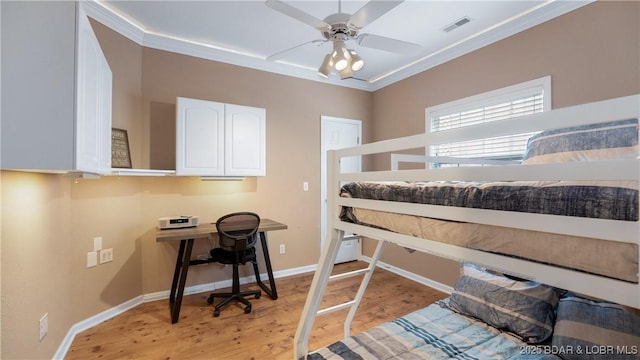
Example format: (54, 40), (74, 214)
(215, 212), (260, 252)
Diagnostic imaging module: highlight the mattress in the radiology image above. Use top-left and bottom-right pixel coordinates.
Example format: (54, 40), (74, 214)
(340, 181), (639, 283)
(340, 180), (638, 221)
(307, 300), (561, 360)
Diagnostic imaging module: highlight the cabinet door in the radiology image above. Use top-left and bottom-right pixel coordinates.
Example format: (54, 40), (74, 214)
(176, 97), (225, 176)
(224, 104), (266, 176)
(99, 55), (113, 172)
(75, 5), (112, 174)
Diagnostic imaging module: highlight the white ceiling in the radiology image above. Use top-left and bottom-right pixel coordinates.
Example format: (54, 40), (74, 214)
(84, 0), (590, 91)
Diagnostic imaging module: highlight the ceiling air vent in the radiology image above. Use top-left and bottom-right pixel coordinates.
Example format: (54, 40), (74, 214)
(443, 16), (471, 33)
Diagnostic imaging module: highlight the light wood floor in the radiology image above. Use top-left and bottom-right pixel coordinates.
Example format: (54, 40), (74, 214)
(65, 261), (447, 360)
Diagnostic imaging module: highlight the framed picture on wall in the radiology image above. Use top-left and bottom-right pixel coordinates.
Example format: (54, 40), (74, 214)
(111, 128), (132, 168)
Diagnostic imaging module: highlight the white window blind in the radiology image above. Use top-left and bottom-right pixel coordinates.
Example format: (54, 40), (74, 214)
(427, 77), (550, 164)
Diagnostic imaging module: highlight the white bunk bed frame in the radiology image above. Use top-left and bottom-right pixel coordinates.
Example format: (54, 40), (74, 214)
(294, 95), (640, 360)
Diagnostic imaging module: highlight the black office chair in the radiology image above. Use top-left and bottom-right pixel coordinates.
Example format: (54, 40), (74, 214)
(207, 212), (262, 317)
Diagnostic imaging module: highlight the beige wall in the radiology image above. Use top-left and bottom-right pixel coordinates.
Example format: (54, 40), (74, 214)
(1, 1), (638, 359)
(1, 172), (73, 360)
(367, 0), (640, 286)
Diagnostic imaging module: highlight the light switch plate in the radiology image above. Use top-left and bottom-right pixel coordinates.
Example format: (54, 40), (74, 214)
(39, 313), (48, 341)
(93, 237), (102, 252)
(87, 252), (98, 268)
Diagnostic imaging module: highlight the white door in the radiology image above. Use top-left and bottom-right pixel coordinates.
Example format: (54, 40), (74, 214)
(321, 116), (361, 264)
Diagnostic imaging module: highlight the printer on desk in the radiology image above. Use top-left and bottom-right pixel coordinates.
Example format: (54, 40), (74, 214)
(158, 216), (199, 230)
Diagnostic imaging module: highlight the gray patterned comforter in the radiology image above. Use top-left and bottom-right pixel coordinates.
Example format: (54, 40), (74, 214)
(307, 300), (560, 360)
(340, 180), (638, 222)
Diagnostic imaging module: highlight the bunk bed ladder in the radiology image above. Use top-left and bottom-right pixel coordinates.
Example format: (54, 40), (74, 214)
(340, 240), (386, 338)
(294, 233), (386, 360)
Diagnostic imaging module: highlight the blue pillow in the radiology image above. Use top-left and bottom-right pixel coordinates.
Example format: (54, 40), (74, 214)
(523, 119), (639, 164)
(552, 294), (640, 359)
(448, 264), (559, 344)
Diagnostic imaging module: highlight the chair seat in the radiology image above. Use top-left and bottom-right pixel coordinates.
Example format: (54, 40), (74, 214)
(210, 247), (256, 265)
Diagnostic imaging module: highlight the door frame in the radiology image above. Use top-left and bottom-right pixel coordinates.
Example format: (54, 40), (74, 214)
(320, 115), (362, 262)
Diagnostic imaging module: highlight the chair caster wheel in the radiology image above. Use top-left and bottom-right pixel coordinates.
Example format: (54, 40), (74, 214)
(213, 309), (220, 317)
(244, 305), (252, 314)
(255, 293), (261, 299)
(207, 295), (214, 304)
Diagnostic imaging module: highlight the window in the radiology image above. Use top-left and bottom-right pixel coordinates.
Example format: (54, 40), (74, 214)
(426, 76), (551, 165)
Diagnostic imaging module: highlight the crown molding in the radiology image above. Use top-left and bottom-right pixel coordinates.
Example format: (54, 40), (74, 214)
(82, 1), (145, 44)
(82, 0), (591, 93)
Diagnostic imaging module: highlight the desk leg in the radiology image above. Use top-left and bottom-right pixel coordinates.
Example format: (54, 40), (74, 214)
(255, 231), (278, 299)
(168, 238), (194, 324)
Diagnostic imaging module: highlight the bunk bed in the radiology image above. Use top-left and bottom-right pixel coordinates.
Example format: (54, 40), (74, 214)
(294, 95), (640, 359)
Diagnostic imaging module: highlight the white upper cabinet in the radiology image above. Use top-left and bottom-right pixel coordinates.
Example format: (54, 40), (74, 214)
(0, 2), (112, 174)
(176, 98), (266, 177)
(176, 98), (225, 176)
(225, 104), (266, 176)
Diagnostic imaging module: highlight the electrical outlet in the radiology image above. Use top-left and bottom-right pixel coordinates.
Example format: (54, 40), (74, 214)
(279, 244), (285, 254)
(39, 313), (48, 341)
(99, 248), (113, 264)
(303, 182), (309, 191)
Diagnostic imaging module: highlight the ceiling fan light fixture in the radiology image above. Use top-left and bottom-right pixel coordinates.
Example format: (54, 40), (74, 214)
(332, 42), (350, 71)
(349, 50), (364, 71)
(334, 58), (348, 71)
(318, 36), (369, 79)
(339, 65), (353, 79)
(318, 54), (333, 78)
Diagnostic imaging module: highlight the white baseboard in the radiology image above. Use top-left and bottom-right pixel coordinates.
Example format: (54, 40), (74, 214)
(359, 255), (454, 295)
(53, 295), (144, 359)
(53, 263), (317, 359)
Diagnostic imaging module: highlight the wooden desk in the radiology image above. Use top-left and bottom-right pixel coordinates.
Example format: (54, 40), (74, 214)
(156, 219), (287, 323)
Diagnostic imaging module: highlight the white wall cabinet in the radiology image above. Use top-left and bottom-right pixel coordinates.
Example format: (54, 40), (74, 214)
(224, 104), (267, 176)
(176, 98), (225, 176)
(176, 97), (266, 177)
(1, 2), (112, 174)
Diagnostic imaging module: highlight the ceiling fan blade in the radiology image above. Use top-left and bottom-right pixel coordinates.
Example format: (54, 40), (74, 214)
(265, 0), (329, 30)
(356, 33), (420, 54)
(349, 0), (404, 30)
(267, 39), (326, 61)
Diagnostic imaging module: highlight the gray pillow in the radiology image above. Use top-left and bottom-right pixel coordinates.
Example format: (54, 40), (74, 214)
(523, 119), (639, 164)
(448, 263), (559, 344)
(552, 293), (640, 359)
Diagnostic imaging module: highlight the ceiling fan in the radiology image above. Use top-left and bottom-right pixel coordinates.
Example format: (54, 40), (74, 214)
(265, 0), (420, 79)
